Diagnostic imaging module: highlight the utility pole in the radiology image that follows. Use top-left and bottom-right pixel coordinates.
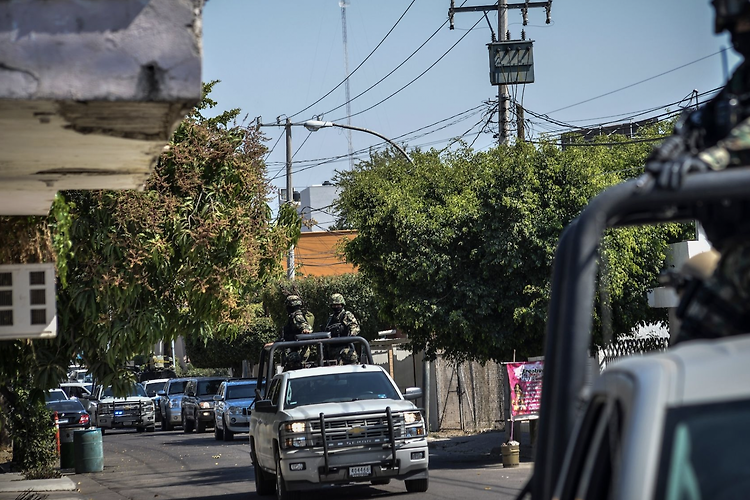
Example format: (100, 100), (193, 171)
(498, 0), (509, 145)
(516, 102), (525, 142)
(285, 118), (295, 280)
(449, 1), (552, 144)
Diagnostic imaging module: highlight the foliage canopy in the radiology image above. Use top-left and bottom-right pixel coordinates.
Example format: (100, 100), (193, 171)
(335, 134), (687, 362)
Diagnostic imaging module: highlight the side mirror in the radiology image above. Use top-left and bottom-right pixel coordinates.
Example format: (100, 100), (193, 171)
(253, 400), (276, 413)
(212, 395), (222, 402)
(157, 390), (166, 397)
(403, 387), (423, 401)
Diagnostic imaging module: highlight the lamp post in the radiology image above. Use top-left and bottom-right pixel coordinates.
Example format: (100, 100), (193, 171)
(303, 120), (414, 166)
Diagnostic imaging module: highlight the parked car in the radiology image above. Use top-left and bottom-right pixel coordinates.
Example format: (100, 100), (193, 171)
(46, 398), (91, 429)
(142, 378), (170, 423)
(59, 382), (93, 399)
(93, 383), (156, 434)
(213, 379), (257, 441)
(181, 377), (228, 433)
(44, 388), (69, 403)
(158, 377), (189, 431)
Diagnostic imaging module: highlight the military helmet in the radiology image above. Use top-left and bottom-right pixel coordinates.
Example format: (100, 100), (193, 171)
(337, 347), (359, 365)
(330, 293), (346, 306)
(285, 295), (303, 308)
(285, 351), (303, 370)
(712, 0), (750, 33)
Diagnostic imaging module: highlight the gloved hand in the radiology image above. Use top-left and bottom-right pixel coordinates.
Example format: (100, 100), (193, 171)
(647, 135), (686, 162)
(645, 155), (709, 190)
(327, 323), (345, 337)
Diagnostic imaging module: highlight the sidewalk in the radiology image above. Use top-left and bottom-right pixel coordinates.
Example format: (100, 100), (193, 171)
(0, 471), (81, 500)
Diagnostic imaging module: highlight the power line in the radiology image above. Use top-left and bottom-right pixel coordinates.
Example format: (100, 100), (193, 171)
(544, 49), (727, 115)
(288, 0), (417, 121)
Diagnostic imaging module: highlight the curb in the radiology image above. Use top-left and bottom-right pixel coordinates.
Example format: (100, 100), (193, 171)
(0, 473), (77, 493)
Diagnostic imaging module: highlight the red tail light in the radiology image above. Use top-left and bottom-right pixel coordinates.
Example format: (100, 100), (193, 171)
(80, 413), (90, 425)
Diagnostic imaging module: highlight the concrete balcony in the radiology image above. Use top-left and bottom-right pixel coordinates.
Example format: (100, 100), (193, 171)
(0, 0), (203, 215)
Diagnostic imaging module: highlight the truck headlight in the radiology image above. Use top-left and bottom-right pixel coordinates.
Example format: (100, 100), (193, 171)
(199, 402), (212, 409)
(404, 411), (422, 424)
(283, 422), (306, 433)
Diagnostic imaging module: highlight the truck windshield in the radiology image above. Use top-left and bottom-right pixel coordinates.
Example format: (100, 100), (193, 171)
(101, 384), (147, 398)
(656, 398), (750, 500)
(285, 371), (400, 409)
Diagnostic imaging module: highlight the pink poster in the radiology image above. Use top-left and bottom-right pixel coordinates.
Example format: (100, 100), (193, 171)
(506, 361), (544, 418)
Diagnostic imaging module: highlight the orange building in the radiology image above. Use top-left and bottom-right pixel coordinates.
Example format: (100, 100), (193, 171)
(283, 230), (358, 277)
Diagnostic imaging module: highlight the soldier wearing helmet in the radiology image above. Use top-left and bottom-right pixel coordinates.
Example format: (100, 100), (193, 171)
(282, 294), (313, 342)
(337, 347), (359, 365)
(324, 293), (360, 338)
(646, 1), (750, 189)
(643, 2), (750, 344)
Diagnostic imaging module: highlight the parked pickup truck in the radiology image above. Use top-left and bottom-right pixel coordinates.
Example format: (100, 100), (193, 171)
(93, 383), (156, 434)
(249, 334), (429, 499)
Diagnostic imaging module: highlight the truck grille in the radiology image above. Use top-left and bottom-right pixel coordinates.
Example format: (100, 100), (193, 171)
(310, 413), (405, 446)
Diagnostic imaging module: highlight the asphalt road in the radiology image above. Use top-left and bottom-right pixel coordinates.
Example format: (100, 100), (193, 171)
(65, 427), (532, 500)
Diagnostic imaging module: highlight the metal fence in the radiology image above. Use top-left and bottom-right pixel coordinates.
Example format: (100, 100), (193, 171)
(597, 336), (670, 370)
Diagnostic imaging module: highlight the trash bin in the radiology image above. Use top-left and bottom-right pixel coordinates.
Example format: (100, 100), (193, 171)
(59, 428), (75, 469)
(501, 442), (520, 468)
(73, 428), (103, 473)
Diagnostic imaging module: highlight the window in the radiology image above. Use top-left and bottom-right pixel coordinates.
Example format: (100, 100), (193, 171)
(655, 398), (750, 500)
(226, 383), (256, 400)
(284, 371), (400, 409)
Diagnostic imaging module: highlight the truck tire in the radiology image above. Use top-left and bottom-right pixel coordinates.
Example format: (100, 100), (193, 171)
(162, 415), (172, 432)
(214, 420), (224, 440)
(136, 426), (145, 433)
(196, 412), (206, 433)
(183, 411), (194, 433)
(275, 449), (300, 500)
(405, 478), (429, 493)
(222, 416), (234, 441)
(255, 462), (275, 496)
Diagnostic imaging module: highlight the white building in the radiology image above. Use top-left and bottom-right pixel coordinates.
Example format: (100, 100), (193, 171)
(296, 182), (340, 232)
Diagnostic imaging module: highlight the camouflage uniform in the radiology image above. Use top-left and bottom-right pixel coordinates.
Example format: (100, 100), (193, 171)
(651, 2), (750, 343)
(325, 294), (360, 337)
(282, 295), (313, 342)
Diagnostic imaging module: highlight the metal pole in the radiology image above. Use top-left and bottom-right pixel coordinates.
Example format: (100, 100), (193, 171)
(498, 0), (509, 145)
(516, 103), (525, 142)
(285, 118), (295, 280)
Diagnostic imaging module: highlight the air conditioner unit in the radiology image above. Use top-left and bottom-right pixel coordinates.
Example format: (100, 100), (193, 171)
(0, 263), (57, 340)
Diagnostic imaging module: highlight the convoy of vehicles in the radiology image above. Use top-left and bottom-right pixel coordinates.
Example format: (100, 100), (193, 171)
(248, 334), (429, 499)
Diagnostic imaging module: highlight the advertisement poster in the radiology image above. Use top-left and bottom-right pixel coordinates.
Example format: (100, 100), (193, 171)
(506, 361), (544, 418)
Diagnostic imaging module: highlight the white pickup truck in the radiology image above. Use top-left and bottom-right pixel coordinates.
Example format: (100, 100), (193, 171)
(249, 335), (429, 499)
(93, 383), (156, 434)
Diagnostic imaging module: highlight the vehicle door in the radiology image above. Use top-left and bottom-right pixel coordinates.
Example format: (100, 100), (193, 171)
(255, 376), (283, 468)
(214, 382), (227, 426)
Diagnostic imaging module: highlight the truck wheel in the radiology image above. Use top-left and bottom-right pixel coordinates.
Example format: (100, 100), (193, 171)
(222, 416), (234, 441)
(255, 462), (275, 496)
(100, 428), (106, 436)
(196, 413), (206, 433)
(275, 449), (299, 500)
(214, 420), (224, 440)
(183, 411), (194, 433)
(162, 416), (172, 432)
(405, 478), (429, 493)
(136, 426), (145, 433)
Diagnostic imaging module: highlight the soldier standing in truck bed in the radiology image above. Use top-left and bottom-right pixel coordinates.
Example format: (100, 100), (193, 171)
(324, 293), (360, 338)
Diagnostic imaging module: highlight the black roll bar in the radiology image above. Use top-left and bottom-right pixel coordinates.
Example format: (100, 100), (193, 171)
(532, 168), (750, 500)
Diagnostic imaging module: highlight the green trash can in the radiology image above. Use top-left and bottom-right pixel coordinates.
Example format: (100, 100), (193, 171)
(59, 428), (76, 469)
(73, 428), (103, 473)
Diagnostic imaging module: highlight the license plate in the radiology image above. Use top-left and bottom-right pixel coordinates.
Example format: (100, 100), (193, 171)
(57, 419), (69, 424)
(349, 465), (371, 478)
(115, 410), (124, 416)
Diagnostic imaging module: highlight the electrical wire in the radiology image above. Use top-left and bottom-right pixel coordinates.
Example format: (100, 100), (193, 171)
(544, 49), (727, 115)
(288, 0), (417, 121)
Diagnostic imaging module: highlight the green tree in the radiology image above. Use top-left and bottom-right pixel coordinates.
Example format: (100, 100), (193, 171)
(0, 83), (296, 471)
(335, 135), (686, 363)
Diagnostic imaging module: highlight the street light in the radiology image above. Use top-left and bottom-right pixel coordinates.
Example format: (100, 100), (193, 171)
(303, 120), (414, 165)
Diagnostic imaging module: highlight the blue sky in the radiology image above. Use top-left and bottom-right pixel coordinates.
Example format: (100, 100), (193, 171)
(202, 1), (737, 202)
